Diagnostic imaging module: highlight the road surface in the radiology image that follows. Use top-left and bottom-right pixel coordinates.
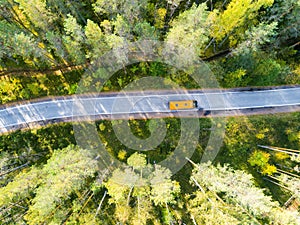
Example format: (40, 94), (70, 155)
(1, 87), (300, 134)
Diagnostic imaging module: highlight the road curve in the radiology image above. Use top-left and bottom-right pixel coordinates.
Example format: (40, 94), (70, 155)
(1, 87), (300, 134)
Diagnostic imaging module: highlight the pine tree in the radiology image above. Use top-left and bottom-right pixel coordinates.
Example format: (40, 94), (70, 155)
(24, 145), (98, 224)
(62, 14), (86, 64)
(14, 0), (56, 30)
(166, 3), (210, 56)
(103, 153), (180, 224)
(190, 161), (300, 224)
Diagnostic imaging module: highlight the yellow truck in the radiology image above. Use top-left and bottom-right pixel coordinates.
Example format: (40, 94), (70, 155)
(169, 100), (198, 110)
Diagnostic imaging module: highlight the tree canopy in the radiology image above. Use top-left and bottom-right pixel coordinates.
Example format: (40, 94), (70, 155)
(0, 0), (300, 224)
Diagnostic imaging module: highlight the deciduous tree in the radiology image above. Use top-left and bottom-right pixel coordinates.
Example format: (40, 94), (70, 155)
(209, 0), (275, 47)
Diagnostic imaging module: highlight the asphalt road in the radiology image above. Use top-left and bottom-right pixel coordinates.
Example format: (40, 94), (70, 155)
(1, 87), (300, 134)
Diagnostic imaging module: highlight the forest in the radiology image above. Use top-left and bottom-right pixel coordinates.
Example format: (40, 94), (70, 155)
(0, 0), (300, 224)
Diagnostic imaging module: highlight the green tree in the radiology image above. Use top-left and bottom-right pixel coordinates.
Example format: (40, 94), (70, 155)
(103, 153), (180, 224)
(112, 14), (131, 39)
(166, 3), (210, 56)
(0, 20), (20, 60)
(62, 14), (86, 64)
(0, 19), (52, 67)
(234, 22), (278, 55)
(12, 32), (50, 66)
(191, 161), (299, 224)
(127, 152), (147, 170)
(267, 0), (300, 47)
(0, 166), (43, 207)
(14, 0), (56, 30)
(150, 165), (180, 206)
(93, 0), (148, 24)
(186, 191), (251, 225)
(20, 145), (98, 224)
(134, 21), (157, 40)
(84, 19), (107, 61)
(210, 0), (275, 43)
(45, 31), (68, 64)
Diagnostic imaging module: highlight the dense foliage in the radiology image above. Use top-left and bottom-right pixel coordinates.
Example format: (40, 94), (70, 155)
(0, 0), (299, 103)
(0, 0), (300, 224)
